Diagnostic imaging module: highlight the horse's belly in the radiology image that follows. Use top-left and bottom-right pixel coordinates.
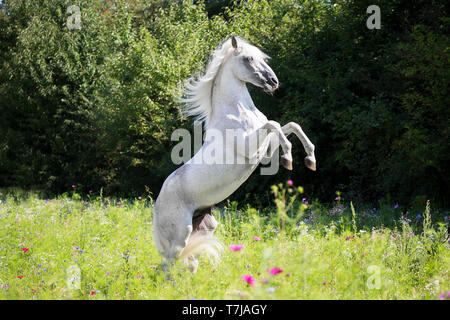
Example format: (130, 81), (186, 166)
(181, 163), (258, 206)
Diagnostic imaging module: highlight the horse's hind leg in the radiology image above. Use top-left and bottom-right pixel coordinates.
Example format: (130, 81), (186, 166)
(192, 207), (218, 236)
(158, 222), (193, 273)
(153, 200), (193, 273)
(185, 207), (219, 273)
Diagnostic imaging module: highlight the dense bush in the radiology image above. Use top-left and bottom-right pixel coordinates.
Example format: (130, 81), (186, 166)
(0, 0), (448, 206)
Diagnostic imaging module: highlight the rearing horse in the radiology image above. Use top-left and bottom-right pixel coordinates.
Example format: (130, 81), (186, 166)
(153, 36), (316, 272)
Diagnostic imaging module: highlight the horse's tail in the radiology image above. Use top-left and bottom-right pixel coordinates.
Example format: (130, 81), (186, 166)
(179, 232), (223, 263)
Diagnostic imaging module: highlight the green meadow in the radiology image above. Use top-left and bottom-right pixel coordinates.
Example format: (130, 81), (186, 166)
(0, 184), (448, 300)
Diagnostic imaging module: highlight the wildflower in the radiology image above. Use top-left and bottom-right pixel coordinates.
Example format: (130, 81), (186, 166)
(150, 265), (158, 269)
(266, 287), (275, 293)
(137, 275), (143, 278)
(286, 273), (291, 277)
(287, 180), (293, 186)
(334, 196), (340, 201)
(438, 291), (450, 300)
(253, 236), (261, 241)
(72, 185), (77, 188)
(394, 204), (399, 209)
(241, 274), (256, 287)
(89, 190), (93, 194)
(416, 214), (422, 219)
(22, 248), (29, 253)
(138, 196), (142, 200)
(90, 291), (96, 295)
(17, 276), (24, 279)
(229, 244), (244, 251)
(260, 277), (268, 284)
(267, 267), (283, 276)
(323, 281), (327, 285)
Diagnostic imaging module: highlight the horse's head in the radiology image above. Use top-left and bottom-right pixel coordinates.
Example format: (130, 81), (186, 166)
(228, 36), (279, 93)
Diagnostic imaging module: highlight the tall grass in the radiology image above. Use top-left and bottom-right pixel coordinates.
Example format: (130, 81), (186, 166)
(0, 184), (448, 300)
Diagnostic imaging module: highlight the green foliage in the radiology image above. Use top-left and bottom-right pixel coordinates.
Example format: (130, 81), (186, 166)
(0, 0), (448, 206)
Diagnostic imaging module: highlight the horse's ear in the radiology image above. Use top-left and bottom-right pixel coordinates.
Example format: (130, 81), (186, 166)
(231, 36), (238, 49)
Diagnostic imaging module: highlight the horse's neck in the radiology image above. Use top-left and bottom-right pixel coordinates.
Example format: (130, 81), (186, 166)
(210, 65), (255, 124)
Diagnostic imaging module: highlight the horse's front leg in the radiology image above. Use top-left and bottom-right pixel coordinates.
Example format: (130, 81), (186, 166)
(282, 122), (316, 171)
(242, 120), (293, 170)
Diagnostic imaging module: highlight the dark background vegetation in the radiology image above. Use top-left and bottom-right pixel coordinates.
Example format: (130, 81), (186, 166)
(0, 0), (448, 207)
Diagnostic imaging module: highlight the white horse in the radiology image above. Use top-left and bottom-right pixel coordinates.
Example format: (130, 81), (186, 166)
(153, 36), (316, 272)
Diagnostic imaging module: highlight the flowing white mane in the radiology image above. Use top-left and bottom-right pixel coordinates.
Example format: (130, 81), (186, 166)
(180, 36), (269, 129)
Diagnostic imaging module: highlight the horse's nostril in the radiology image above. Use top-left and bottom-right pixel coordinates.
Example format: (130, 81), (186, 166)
(270, 77), (278, 86)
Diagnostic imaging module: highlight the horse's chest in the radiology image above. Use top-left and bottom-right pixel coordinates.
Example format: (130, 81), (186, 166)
(236, 104), (266, 130)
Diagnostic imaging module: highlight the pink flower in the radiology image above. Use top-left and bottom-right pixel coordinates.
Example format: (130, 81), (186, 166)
(138, 196), (142, 200)
(229, 244), (244, 251)
(241, 274), (256, 287)
(260, 277), (268, 284)
(22, 248), (29, 253)
(438, 291), (450, 300)
(267, 267), (283, 276)
(90, 291), (96, 295)
(253, 236), (261, 241)
(150, 265), (158, 269)
(323, 281), (327, 285)
(287, 180), (293, 186)
(72, 185), (77, 188)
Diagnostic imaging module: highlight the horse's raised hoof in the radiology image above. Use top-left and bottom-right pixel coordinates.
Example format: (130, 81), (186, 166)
(281, 155), (293, 171)
(304, 156), (316, 171)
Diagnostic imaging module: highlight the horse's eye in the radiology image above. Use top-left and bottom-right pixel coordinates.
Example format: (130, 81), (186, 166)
(245, 56), (254, 63)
